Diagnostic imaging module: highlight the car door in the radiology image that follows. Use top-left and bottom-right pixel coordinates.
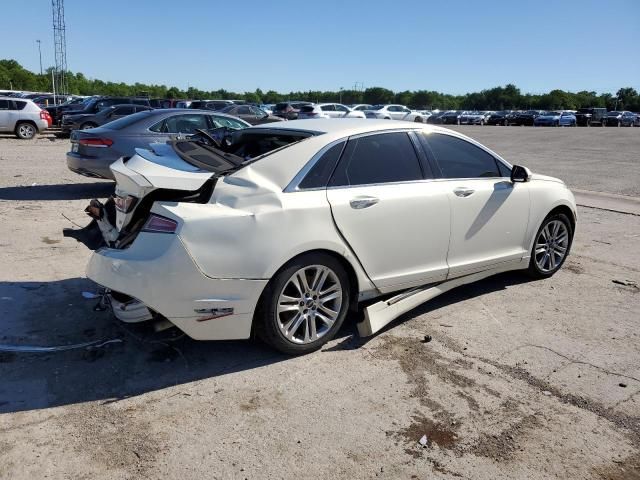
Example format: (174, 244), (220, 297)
(0, 99), (9, 130)
(420, 131), (530, 278)
(320, 104), (336, 118)
(326, 131), (451, 291)
(334, 104), (350, 118)
(387, 105), (403, 120)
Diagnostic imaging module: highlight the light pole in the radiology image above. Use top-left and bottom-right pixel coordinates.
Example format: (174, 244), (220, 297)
(36, 40), (43, 75)
(339, 87), (343, 104)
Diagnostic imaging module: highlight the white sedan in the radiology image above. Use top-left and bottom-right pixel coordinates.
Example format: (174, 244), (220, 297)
(297, 103), (366, 119)
(73, 120), (577, 354)
(364, 104), (427, 122)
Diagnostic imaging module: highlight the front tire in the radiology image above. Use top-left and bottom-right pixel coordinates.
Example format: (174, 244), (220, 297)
(15, 122), (36, 139)
(80, 122), (98, 130)
(256, 253), (351, 355)
(527, 213), (573, 279)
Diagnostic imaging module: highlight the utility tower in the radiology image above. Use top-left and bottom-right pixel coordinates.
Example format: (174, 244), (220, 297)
(51, 0), (68, 94)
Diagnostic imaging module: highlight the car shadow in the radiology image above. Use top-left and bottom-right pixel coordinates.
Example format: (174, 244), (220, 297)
(324, 271), (536, 352)
(0, 182), (113, 201)
(0, 277), (354, 413)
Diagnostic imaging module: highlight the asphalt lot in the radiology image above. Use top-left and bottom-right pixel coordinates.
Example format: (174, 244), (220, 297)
(0, 126), (639, 479)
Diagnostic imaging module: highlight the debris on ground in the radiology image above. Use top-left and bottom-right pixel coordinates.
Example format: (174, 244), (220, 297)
(421, 335), (433, 343)
(619, 383), (627, 388)
(0, 339), (122, 353)
(419, 435), (428, 447)
(542, 391), (552, 396)
(81, 291), (99, 299)
(612, 279), (638, 288)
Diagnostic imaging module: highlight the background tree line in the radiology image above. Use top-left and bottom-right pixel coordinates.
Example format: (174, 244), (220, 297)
(2, 59), (639, 111)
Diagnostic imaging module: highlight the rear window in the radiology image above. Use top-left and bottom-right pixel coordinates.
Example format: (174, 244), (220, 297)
(300, 105), (315, 113)
(102, 110), (153, 130)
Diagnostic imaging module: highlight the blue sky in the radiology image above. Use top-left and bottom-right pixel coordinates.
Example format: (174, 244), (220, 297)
(2, 0), (639, 94)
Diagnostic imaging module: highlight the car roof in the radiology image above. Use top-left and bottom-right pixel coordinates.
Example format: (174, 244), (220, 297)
(239, 119), (502, 191)
(0, 96), (33, 101)
(245, 118), (456, 141)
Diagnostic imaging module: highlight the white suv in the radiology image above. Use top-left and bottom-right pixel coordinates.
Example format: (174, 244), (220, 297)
(0, 97), (50, 139)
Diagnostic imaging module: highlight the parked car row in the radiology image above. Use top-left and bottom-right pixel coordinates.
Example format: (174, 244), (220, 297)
(428, 109), (639, 127)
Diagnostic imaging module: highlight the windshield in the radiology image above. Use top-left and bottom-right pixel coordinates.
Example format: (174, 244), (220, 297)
(546, 111), (561, 116)
(607, 111), (621, 116)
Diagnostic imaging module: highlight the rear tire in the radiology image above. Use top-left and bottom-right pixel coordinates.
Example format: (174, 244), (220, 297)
(503, 119), (508, 126)
(256, 253), (351, 355)
(414, 117), (423, 123)
(15, 122), (36, 139)
(526, 213), (573, 279)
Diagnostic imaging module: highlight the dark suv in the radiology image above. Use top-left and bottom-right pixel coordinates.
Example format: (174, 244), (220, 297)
(59, 96), (152, 127)
(575, 108), (607, 126)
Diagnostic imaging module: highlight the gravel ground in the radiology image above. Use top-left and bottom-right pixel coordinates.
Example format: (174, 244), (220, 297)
(0, 128), (639, 479)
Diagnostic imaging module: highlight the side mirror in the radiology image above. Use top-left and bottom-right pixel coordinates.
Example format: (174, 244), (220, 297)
(511, 165), (531, 183)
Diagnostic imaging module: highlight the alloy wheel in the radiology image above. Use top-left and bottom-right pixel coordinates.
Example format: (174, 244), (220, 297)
(19, 124), (35, 138)
(276, 265), (342, 344)
(534, 220), (569, 273)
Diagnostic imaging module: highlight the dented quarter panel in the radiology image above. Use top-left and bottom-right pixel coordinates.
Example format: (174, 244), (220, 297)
(148, 172), (375, 292)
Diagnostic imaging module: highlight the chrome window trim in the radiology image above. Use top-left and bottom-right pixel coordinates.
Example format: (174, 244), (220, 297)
(284, 127), (514, 193)
(420, 129), (514, 173)
(283, 137), (348, 193)
(284, 128), (424, 193)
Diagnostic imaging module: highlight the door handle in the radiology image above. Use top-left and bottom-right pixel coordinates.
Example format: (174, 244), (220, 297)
(453, 187), (475, 197)
(350, 196), (379, 209)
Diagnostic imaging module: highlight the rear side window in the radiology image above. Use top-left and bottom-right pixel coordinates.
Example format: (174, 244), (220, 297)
(298, 141), (345, 189)
(330, 132), (423, 187)
(0, 100), (10, 110)
(422, 133), (501, 179)
(113, 106), (135, 115)
(13, 101), (27, 110)
(103, 110), (152, 130)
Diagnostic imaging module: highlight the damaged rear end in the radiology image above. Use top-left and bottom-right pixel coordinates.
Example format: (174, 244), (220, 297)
(64, 140), (244, 330)
(65, 128), (314, 340)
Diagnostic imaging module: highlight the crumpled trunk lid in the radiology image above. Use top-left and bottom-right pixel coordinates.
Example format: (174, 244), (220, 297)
(110, 143), (216, 232)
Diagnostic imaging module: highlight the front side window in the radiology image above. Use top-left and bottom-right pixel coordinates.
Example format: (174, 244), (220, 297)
(321, 104), (335, 112)
(335, 104), (349, 112)
(209, 115), (247, 130)
(237, 106), (251, 115)
(422, 133), (501, 179)
(150, 114), (209, 133)
(330, 132), (423, 187)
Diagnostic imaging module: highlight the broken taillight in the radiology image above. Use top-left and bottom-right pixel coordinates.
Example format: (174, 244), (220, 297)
(114, 195), (138, 213)
(141, 214), (178, 234)
(79, 138), (113, 148)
